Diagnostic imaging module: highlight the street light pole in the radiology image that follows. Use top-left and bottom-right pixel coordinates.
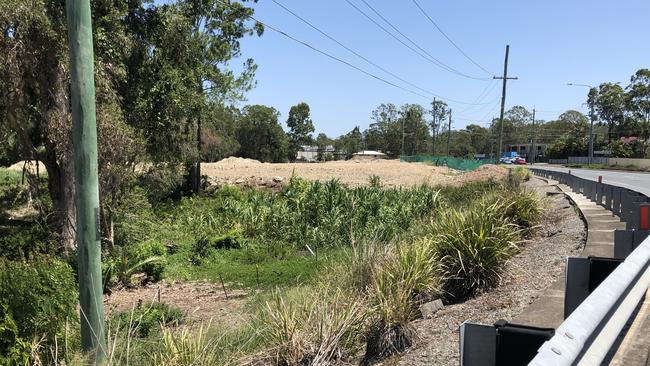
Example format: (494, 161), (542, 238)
(567, 83), (596, 165)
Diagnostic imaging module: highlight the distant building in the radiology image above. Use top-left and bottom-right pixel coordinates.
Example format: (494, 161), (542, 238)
(506, 143), (547, 161)
(296, 145), (336, 162)
(351, 150), (387, 160)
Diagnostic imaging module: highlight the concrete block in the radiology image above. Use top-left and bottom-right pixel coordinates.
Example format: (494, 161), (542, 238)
(419, 299), (444, 318)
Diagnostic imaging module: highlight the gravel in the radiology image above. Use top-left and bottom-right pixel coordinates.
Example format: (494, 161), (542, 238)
(396, 177), (586, 366)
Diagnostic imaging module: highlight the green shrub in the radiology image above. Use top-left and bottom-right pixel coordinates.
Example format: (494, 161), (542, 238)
(0, 256), (78, 347)
(430, 200), (521, 299)
(503, 191), (543, 230)
(128, 240), (168, 281)
(512, 166), (532, 181)
(114, 186), (156, 247)
(104, 246), (166, 288)
(0, 225), (50, 260)
(110, 302), (183, 338)
(0, 305), (31, 366)
(189, 229), (247, 265)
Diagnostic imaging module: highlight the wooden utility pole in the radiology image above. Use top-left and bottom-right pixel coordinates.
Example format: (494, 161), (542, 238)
(493, 45), (518, 162)
(431, 97), (436, 156)
(530, 108), (536, 164)
(446, 109), (452, 156)
(66, 0), (106, 362)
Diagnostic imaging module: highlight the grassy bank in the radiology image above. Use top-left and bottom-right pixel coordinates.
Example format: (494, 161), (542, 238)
(0, 167), (544, 365)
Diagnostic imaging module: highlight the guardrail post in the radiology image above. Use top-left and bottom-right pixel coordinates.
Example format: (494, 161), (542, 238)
(596, 183), (604, 205)
(604, 185), (613, 210)
(613, 188), (622, 216)
(564, 256), (623, 318)
(614, 229), (650, 259)
(460, 321), (554, 366)
(626, 201), (650, 230)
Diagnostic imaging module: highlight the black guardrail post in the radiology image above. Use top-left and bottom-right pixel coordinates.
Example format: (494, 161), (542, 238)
(613, 188), (622, 217)
(604, 185), (613, 210)
(564, 256), (624, 318)
(614, 229), (650, 259)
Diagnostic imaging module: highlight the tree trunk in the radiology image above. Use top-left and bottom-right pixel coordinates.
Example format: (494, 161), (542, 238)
(41, 65), (77, 254)
(43, 151), (77, 254)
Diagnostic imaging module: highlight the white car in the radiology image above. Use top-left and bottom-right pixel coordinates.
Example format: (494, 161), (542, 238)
(499, 157), (514, 164)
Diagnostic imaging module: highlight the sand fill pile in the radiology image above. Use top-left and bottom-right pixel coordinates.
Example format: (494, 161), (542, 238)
(456, 164), (507, 184)
(212, 157), (263, 170)
(7, 160), (46, 174)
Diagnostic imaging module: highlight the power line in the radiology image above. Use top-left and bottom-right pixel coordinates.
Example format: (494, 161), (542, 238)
(410, 0), (494, 76)
(344, 0), (490, 81)
(269, 0), (491, 105)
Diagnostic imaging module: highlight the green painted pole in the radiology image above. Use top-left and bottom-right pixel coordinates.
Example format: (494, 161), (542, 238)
(66, 0), (107, 362)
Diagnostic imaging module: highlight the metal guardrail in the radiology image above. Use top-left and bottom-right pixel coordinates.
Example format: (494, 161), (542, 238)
(528, 168), (650, 365)
(459, 168), (650, 365)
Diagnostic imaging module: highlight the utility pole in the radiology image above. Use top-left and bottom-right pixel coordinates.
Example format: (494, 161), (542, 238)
(401, 116), (405, 157)
(194, 116), (202, 194)
(446, 109), (452, 156)
(66, 0), (106, 362)
(530, 108), (536, 164)
(493, 45), (518, 162)
(588, 101), (595, 164)
(431, 97), (436, 156)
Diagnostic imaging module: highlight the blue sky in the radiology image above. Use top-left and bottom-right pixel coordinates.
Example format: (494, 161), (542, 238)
(230, 0), (650, 137)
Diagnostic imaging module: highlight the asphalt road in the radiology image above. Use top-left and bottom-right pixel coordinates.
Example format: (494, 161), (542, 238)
(531, 164), (650, 197)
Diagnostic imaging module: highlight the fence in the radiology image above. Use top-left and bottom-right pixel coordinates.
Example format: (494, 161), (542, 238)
(548, 159), (568, 164)
(567, 156), (610, 165)
(566, 156), (650, 168)
(400, 156), (497, 171)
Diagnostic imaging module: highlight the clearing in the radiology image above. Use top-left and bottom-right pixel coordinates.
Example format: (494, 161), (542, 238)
(202, 157), (506, 188)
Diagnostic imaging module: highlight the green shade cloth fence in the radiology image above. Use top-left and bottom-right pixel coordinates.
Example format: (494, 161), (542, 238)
(400, 156), (497, 171)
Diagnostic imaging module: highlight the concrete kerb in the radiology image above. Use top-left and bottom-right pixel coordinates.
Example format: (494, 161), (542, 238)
(511, 172), (619, 329)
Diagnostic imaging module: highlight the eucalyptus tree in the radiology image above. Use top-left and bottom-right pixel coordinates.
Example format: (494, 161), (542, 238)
(0, 0), (263, 250)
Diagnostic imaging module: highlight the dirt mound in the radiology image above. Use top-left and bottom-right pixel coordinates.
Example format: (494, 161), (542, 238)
(202, 159), (458, 188)
(455, 164), (507, 184)
(7, 160), (46, 174)
(212, 157), (263, 169)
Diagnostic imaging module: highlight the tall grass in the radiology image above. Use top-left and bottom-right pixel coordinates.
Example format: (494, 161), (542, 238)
(430, 199), (522, 299)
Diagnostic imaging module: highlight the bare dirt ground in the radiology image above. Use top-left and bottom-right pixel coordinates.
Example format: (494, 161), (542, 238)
(104, 281), (250, 329)
(395, 177), (586, 366)
(203, 157), (507, 188)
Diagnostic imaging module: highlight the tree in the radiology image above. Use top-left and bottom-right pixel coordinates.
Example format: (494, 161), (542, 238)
(0, 0), (262, 250)
(398, 104), (429, 156)
(592, 82), (626, 141)
(315, 133), (332, 161)
(286, 102), (315, 161)
(365, 103), (400, 155)
(488, 106), (531, 152)
(627, 69), (650, 139)
(546, 119), (589, 159)
(200, 104), (241, 162)
(430, 100), (449, 155)
(236, 105), (289, 163)
(335, 127), (363, 159)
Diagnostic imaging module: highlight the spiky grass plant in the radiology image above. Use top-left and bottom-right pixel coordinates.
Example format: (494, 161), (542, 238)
(257, 286), (366, 365)
(430, 199), (522, 300)
(363, 241), (441, 364)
